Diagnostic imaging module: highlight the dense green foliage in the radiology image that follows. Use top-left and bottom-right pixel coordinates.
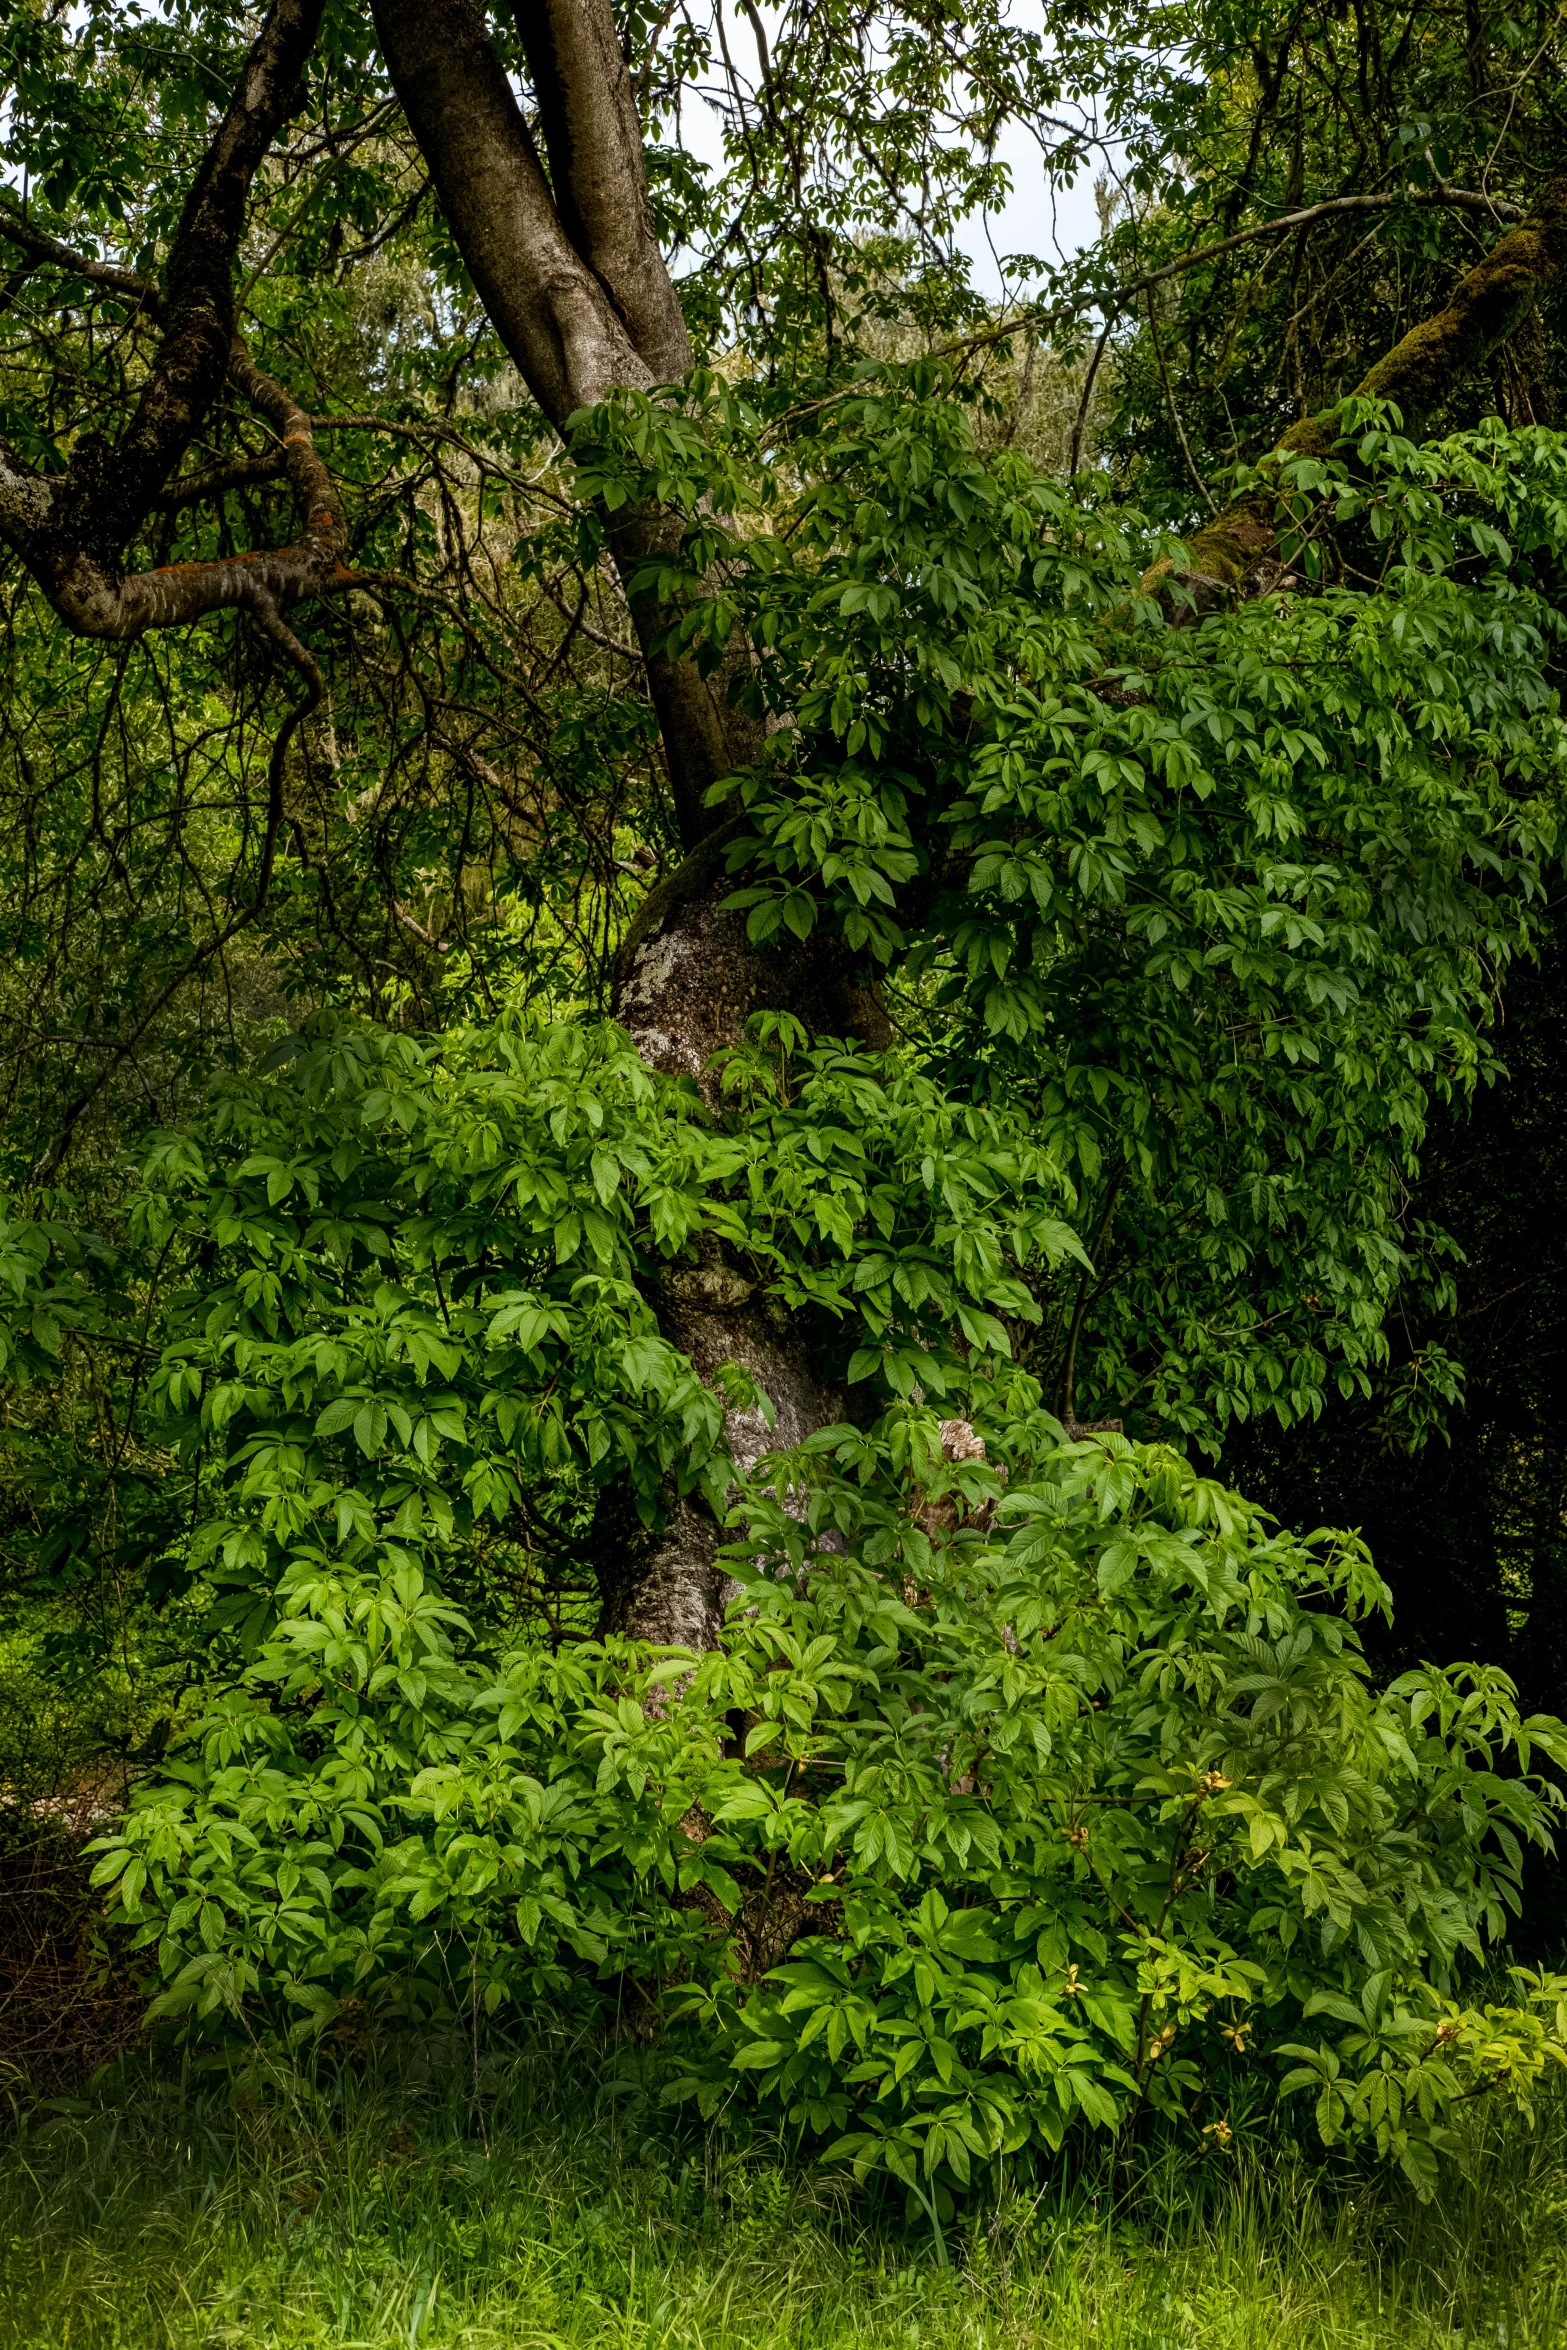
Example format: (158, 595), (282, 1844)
(3, 0), (1567, 2238)
(97, 1405), (1567, 2200)
(1230, 929), (1567, 1730)
(22, 377), (1564, 2192)
(585, 382), (1567, 1436)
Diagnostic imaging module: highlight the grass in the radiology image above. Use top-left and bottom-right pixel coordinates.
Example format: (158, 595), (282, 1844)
(2, 2033), (1566, 2350)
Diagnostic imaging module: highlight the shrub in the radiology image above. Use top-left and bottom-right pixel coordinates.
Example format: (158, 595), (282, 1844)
(94, 1412), (1567, 2203)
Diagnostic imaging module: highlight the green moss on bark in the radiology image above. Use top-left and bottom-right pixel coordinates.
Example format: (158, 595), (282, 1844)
(1147, 179), (1567, 614)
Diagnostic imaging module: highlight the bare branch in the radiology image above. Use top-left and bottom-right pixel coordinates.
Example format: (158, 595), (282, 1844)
(154, 449), (288, 511)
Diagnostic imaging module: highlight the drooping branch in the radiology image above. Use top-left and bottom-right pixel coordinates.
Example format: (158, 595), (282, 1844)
(0, 0), (347, 660)
(1151, 176), (1567, 610)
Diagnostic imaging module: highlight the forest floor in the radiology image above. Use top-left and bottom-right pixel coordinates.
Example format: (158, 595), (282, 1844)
(1, 2034), (1565, 2350)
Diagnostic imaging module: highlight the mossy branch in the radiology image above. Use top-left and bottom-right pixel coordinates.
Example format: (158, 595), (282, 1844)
(1147, 178), (1567, 610)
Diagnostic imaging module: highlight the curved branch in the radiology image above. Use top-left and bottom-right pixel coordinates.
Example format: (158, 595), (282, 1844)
(0, 0), (331, 630)
(27, 339), (352, 641)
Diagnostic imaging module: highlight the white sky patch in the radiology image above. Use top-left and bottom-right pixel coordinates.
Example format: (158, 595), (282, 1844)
(665, 0), (1110, 302)
(954, 118), (1105, 291)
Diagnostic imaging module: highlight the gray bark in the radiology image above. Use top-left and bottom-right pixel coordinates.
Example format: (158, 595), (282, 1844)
(598, 844), (889, 1643)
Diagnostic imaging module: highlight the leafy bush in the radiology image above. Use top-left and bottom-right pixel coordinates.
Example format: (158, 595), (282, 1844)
(95, 1404), (1567, 2203)
(580, 385), (1567, 1442)
(112, 1010), (1076, 1651)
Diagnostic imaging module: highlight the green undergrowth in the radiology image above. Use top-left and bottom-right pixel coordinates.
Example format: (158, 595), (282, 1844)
(2, 2032), (1566, 2350)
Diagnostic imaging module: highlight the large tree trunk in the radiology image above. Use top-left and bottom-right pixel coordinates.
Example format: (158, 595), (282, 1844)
(11, 0), (1560, 1647)
(373, 0), (888, 1640)
(597, 846), (890, 1646)
(371, 0), (762, 847)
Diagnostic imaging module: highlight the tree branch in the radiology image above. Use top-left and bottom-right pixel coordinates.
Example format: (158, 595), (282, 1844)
(0, 0), (342, 642)
(1115, 185), (1522, 312)
(891, 185), (1532, 392)
(13, 339), (353, 641)
(1148, 175), (1567, 611)
(0, 204), (163, 318)
(57, 0), (327, 562)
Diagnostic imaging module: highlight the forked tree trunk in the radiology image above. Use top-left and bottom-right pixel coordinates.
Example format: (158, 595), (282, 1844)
(308, 11), (1567, 1645)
